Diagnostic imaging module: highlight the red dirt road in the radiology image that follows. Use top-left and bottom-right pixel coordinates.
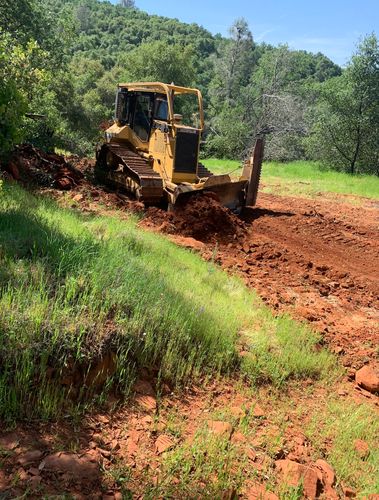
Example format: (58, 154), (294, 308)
(145, 193), (379, 370)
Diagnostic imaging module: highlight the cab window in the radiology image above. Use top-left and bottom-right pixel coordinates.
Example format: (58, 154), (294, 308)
(154, 98), (168, 121)
(133, 95), (151, 142)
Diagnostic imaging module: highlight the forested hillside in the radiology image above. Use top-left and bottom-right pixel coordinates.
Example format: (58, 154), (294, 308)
(1, 0), (378, 173)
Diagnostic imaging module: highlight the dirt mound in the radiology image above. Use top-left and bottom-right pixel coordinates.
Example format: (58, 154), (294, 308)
(2, 144), (84, 190)
(141, 192), (246, 243)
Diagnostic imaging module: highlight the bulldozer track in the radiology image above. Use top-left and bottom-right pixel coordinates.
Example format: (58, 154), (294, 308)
(197, 163), (214, 179)
(98, 143), (164, 203)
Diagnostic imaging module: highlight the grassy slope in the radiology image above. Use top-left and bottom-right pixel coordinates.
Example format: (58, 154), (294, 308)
(203, 159), (379, 199)
(0, 181), (378, 495)
(0, 182), (334, 421)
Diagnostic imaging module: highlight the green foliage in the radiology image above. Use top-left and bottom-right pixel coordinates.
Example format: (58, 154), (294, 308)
(307, 34), (379, 175)
(0, 32), (48, 155)
(0, 0), (377, 175)
(119, 41), (196, 87)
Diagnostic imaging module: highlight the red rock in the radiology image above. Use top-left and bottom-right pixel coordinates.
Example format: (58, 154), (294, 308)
(353, 439), (369, 459)
(276, 459), (321, 499)
(85, 352), (117, 388)
(246, 483), (279, 500)
(133, 379), (155, 396)
(18, 450), (43, 466)
(135, 394), (157, 411)
(155, 434), (174, 454)
(355, 365), (379, 393)
(246, 447), (257, 462)
(98, 448), (111, 459)
(231, 432), (247, 444)
(54, 176), (72, 190)
(0, 469), (8, 490)
(230, 406), (246, 419)
(28, 475), (42, 489)
(16, 467), (28, 481)
(253, 404), (265, 418)
(27, 467), (40, 476)
(42, 452), (98, 480)
(315, 459), (335, 486)
(111, 439), (120, 451)
(207, 421), (233, 438)
(0, 433), (20, 451)
(342, 485), (356, 497)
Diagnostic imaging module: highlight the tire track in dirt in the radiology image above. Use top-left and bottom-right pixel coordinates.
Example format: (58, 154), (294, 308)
(220, 194), (379, 370)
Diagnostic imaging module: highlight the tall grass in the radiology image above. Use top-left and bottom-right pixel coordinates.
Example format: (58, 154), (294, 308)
(0, 182), (334, 421)
(202, 159), (379, 199)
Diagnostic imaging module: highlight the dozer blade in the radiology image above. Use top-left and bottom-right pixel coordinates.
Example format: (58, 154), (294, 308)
(169, 174), (248, 213)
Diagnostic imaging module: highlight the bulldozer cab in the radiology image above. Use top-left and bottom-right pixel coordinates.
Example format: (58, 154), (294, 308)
(110, 82), (205, 184)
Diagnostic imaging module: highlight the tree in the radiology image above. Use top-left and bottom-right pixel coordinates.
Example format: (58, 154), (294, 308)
(118, 41), (196, 86)
(307, 34), (379, 174)
(120, 0), (135, 8)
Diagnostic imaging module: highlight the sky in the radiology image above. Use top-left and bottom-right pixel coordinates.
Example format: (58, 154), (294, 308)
(111, 0), (379, 66)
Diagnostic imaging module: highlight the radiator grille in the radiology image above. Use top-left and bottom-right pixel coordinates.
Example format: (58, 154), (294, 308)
(174, 130), (199, 173)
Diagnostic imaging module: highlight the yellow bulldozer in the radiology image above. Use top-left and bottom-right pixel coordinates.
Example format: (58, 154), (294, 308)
(95, 82), (263, 212)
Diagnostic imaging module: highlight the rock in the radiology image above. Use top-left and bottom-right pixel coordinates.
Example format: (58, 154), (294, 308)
(246, 483), (279, 500)
(133, 379), (155, 396)
(98, 448), (111, 459)
(231, 432), (247, 444)
(315, 459), (335, 486)
(207, 421), (233, 438)
(135, 394), (157, 411)
(252, 404), (265, 418)
(246, 447), (257, 462)
(28, 475), (42, 489)
(27, 467), (40, 477)
(230, 406), (246, 419)
(16, 468), (28, 481)
(42, 452), (98, 480)
(54, 176), (72, 190)
(155, 434), (174, 454)
(0, 433), (20, 451)
(111, 440), (120, 451)
(353, 439), (369, 459)
(275, 459), (322, 499)
(355, 365), (379, 393)
(342, 485), (356, 497)
(18, 450), (43, 466)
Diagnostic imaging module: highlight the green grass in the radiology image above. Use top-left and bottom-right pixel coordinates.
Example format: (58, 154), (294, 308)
(306, 399), (379, 495)
(202, 159), (379, 199)
(0, 182), (334, 421)
(144, 427), (247, 498)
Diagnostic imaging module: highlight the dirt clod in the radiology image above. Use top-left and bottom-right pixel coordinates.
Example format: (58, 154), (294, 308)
(355, 365), (379, 393)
